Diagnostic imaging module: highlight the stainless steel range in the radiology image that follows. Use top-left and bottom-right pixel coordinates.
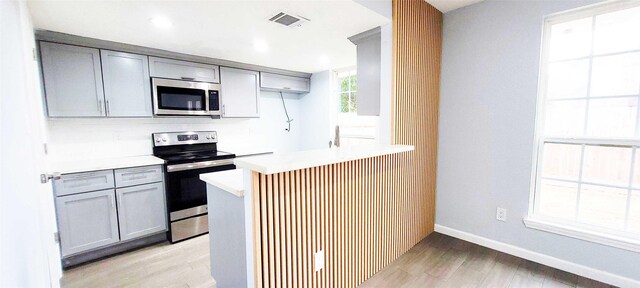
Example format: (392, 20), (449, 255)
(152, 131), (235, 243)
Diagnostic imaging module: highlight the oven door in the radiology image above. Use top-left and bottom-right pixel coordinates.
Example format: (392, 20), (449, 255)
(164, 162), (235, 221)
(152, 78), (214, 116)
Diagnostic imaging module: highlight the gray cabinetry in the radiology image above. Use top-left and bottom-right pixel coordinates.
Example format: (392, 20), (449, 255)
(149, 57), (220, 83)
(53, 170), (114, 197)
(260, 72), (310, 93)
(220, 67), (260, 118)
(53, 165), (167, 257)
(56, 189), (119, 256)
(349, 27), (381, 116)
(116, 182), (167, 241)
(115, 165), (163, 187)
(101, 50), (152, 117)
(40, 42), (105, 117)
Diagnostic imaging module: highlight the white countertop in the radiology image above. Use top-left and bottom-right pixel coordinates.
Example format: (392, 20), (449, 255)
(200, 169), (245, 197)
(234, 145), (414, 175)
(49, 155), (165, 174)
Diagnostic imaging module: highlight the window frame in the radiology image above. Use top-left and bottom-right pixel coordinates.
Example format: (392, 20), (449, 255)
(526, 0), (640, 252)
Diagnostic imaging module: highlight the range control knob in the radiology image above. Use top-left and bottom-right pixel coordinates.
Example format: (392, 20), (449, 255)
(206, 135), (211, 140)
(210, 134), (215, 140)
(155, 138), (161, 143)
(162, 137), (168, 142)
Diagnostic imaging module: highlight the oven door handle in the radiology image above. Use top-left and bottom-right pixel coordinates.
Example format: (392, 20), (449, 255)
(166, 159), (234, 172)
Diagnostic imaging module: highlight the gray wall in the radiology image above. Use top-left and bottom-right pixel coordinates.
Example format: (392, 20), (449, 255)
(436, 0), (640, 281)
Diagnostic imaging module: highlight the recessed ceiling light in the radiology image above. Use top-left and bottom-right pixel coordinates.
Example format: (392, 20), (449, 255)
(253, 39), (269, 53)
(150, 16), (172, 29)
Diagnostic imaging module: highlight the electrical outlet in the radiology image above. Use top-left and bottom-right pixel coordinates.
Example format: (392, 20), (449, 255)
(314, 250), (324, 272)
(496, 207), (507, 221)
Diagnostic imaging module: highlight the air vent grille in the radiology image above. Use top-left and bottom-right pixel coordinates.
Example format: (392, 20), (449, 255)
(269, 11), (308, 27)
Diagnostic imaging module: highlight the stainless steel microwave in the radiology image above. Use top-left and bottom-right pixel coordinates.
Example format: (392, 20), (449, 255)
(152, 78), (221, 117)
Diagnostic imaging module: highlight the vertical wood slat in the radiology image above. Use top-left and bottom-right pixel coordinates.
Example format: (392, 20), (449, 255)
(250, 0), (441, 286)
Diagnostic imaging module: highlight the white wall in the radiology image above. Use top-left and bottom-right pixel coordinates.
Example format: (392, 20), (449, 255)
(436, 0), (640, 284)
(46, 91), (303, 163)
(298, 71), (332, 150)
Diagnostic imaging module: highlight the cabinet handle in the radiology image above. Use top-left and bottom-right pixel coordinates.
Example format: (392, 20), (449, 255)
(98, 100), (103, 114)
(106, 100), (111, 116)
(282, 87), (291, 90)
(222, 104), (225, 117)
(181, 77), (195, 81)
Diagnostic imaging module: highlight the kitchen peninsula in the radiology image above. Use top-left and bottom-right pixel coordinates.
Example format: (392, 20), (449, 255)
(200, 144), (417, 288)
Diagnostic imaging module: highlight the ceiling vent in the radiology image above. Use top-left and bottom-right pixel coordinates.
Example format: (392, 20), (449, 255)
(269, 12), (309, 28)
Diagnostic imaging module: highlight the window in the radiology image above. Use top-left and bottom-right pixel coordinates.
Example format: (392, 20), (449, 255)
(335, 69), (377, 146)
(339, 70), (357, 113)
(528, 2), (640, 249)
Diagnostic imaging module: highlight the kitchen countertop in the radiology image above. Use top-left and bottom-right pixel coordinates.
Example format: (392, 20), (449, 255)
(200, 169), (244, 197)
(49, 155), (166, 174)
(234, 145), (415, 175)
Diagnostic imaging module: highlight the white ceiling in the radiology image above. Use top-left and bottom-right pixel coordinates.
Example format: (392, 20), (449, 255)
(425, 0), (483, 13)
(27, 0), (389, 73)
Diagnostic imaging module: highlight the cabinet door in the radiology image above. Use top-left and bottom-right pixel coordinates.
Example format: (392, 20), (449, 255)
(56, 189), (119, 256)
(220, 67), (260, 118)
(116, 182), (167, 241)
(40, 42), (105, 117)
(260, 72), (310, 93)
(149, 57), (219, 83)
(101, 50), (152, 117)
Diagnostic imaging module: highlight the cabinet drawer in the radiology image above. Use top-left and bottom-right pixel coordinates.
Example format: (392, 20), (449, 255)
(115, 165), (163, 187)
(149, 57), (219, 83)
(54, 170), (115, 196)
(260, 72), (310, 93)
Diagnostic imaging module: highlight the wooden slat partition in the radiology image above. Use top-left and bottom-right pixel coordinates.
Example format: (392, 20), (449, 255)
(391, 0), (442, 238)
(250, 0), (441, 287)
(253, 152), (421, 288)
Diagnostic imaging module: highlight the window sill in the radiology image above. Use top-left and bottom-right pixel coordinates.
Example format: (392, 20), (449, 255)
(523, 217), (640, 253)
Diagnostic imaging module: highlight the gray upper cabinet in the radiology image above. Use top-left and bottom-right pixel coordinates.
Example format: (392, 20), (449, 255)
(220, 67), (260, 118)
(260, 72), (310, 93)
(101, 50), (152, 117)
(349, 27), (381, 116)
(56, 189), (120, 256)
(149, 57), (220, 83)
(40, 42), (105, 117)
(116, 182), (167, 241)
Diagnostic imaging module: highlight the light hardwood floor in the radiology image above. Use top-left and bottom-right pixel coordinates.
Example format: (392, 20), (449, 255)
(61, 233), (614, 288)
(359, 233), (615, 288)
(61, 235), (215, 288)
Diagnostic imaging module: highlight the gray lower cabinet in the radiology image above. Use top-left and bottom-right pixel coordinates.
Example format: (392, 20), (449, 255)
(116, 182), (167, 241)
(54, 165), (167, 257)
(40, 42), (105, 117)
(56, 189), (119, 257)
(101, 50), (152, 117)
(220, 67), (260, 118)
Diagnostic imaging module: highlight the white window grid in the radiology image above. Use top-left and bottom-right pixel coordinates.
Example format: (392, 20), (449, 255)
(530, 0), (640, 239)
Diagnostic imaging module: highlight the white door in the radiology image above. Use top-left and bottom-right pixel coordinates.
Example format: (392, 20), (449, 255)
(1, 1), (62, 287)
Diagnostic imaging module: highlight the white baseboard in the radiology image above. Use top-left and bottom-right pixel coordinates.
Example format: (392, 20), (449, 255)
(434, 224), (639, 288)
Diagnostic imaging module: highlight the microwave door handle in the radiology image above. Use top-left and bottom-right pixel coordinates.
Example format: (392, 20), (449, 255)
(205, 89), (210, 113)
